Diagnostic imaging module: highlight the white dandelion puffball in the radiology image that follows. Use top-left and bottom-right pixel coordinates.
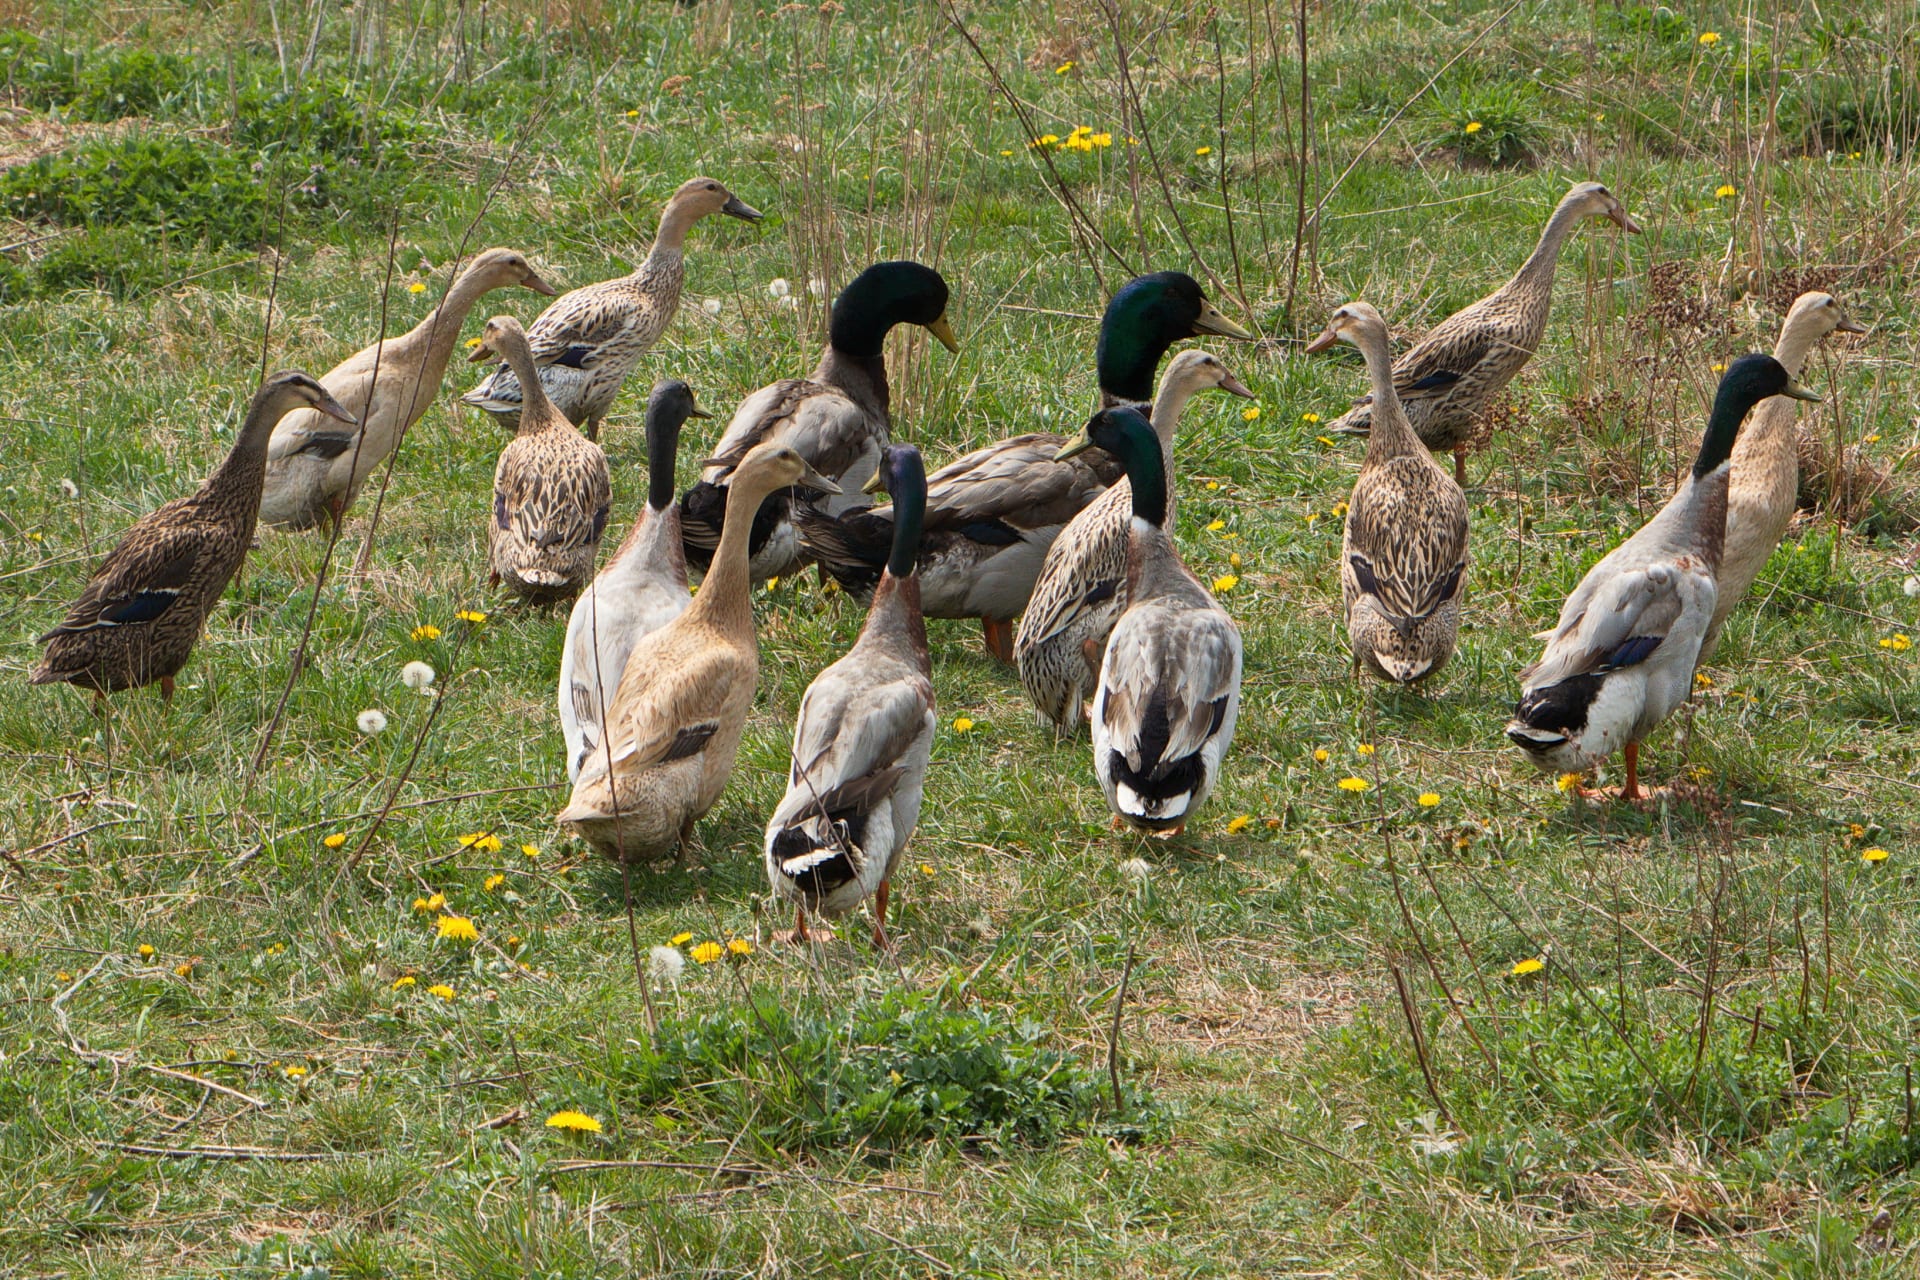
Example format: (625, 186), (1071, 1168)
(648, 945), (685, 984)
(807, 277), (827, 299)
(767, 277), (791, 299)
(59, 478), (79, 499)
(356, 709), (389, 735)
(778, 294), (798, 310)
(1905, 576), (1920, 599)
(701, 297), (722, 316)
(401, 661), (436, 690)
(1119, 857), (1152, 882)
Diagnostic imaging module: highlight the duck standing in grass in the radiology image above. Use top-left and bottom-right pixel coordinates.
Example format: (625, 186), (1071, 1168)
(765, 445), (936, 948)
(1328, 181), (1640, 484)
(559, 380), (709, 782)
(260, 247), (553, 532)
(1507, 355), (1819, 800)
(33, 371), (355, 701)
(472, 316), (611, 602)
(1309, 303), (1470, 684)
(464, 178), (761, 440)
(1699, 292), (1865, 663)
(680, 260), (957, 583)
(1017, 349), (1253, 727)
(1057, 406), (1242, 836)
(558, 442), (842, 861)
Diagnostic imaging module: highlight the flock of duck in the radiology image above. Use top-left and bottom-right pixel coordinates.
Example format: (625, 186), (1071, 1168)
(28, 176), (1865, 947)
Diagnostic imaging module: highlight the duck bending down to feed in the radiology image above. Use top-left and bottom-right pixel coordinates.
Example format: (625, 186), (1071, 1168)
(1057, 406), (1242, 836)
(1328, 180), (1640, 484)
(1506, 354), (1819, 800)
(1308, 302), (1470, 684)
(679, 259), (957, 583)
(33, 371), (355, 701)
(765, 445), (936, 949)
(558, 442), (842, 861)
(260, 247), (553, 531)
(1015, 349), (1254, 725)
(559, 380), (709, 782)
(464, 177), (762, 439)
(1699, 291), (1864, 663)
(473, 316), (612, 602)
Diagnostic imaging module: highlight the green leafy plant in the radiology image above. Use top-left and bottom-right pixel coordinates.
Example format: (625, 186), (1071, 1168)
(1422, 82), (1548, 167)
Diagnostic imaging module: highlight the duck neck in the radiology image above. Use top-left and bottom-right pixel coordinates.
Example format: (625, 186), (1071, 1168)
(646, 415), (683, 512)
(1771, 316), (1824, 379)
(1096, 324), (1175, 406)
(1693, 383), (1760, 481)
(499, 337), (559, 434)
(812, 344), (889, 420)
(1148, 373), (1199, 451)
(402, 262), (507, 393)
(1353, 325), (1422, 461)
(1511, 197), (1585, 291)
(688, 473), (777, 630)
(207, 390), (289, 512)
(863, 570), (928, 660)
(1123, 436), (1170, 529)
(885, 473), (925, 582)
(646, 198), (697, 263)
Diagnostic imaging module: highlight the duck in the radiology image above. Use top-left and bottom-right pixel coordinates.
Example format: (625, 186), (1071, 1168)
(259, 247), (553, 531)
(472, 316), (612, 602)
(764, 444), (936, 948)
(1056, 406), (1242, 836)
(1015, 349), (1253, 728)
(1308, 302), (1470, 684)
(557, 441), (841, 861)
(1699, 292), (1865, 663)
(1328, 180), (1640, 484)
(463, 178), (761, 440)
(32, 370), (355, 701)
(558, 380), (710, 782)
(678, 260), (958, 583)
(1506, 354), (1818, 800)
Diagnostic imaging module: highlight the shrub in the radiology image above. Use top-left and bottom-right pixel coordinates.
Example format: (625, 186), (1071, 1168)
(0, 134), (272, 247)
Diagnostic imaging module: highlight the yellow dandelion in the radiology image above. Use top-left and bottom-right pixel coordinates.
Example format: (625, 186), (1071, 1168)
(1356, 743), (1375, 756)
(1865, 433), (1881, 443)
(999, 149), (1013, 157)
(670, 931), (694, 947)
(1195, 145), (1212, 156)
(522, 843), (540, 860)
(1212, 574), (1239, 594)
(1710, 362), (1726, 373)
(1715, 184), (1736, 199)
(459, 832), (505, 854)
(764, 576), (781, 591)
(1337, 777), (1370, 793)
(284, 1064), (308, 1078)
(411, 624), (441, 641)
(1229, 552), (1243, 569)
(1417, 793), (1441, 808)
(322, 832), (347, 850)
(55, 972), (71, 983)
(1313, 748), (1330, 763)
(1509, 957), (1545, 976)
(484, 874), (505, 892)
(727, 938), (754, 958)
(1316, 435), (1336, 446)
(919, 862), (935, 876)
(1226, 814), (1252, 834)
(1206, 519), (1226, 533)
(1879, 634), (1912, 652)
(1849, 823), (1867, 839)
(1862, 847), (1891, 863)
(427, 984), (455, 1000)
(1206, 480), (1220, 490)
(1055, 60), (1074, 74)
(507, 935), (522, 947)
(423, 892), (447, 912)
(546, 1110), (603, 1133)
(1332, 501), (1349, 517)
(455, 609), (487, 624)
(436, 916), (478, 944)
(174, 962), (194, 977)
(391, 975), (416, 990)
(1464, 121), (1483, 134)
(137, 944), (155, 958)
(1698, 30), (1720, 44)
(407, 281), (426, 296)
(1555, 773), (1583, 793)
(625, 108), (639, 118)
(1091, 132), (1112, 148)
(1302, 412), (1321, 424)
(464, 337), (483, 349)
(691, 941), (723, 964)
(1695, 672), (1714, 687)
(953, 716), (975, 733)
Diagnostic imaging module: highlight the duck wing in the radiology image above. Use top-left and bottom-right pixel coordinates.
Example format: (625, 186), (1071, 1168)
(1522, 559), (1713, 690)
(41, 525), (208, 639)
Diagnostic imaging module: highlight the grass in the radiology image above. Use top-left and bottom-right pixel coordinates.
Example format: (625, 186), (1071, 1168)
(3, 0), (1920, 1274)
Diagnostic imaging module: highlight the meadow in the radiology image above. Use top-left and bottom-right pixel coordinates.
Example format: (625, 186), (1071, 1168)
(3, 0), (1920, 1274)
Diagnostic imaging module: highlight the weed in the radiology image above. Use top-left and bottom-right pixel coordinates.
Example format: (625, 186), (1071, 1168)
(1420, 81), (1547, 167)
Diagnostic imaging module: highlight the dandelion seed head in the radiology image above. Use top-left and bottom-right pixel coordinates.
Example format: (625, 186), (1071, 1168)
(357, 709), (388, 735)
(59, 478), (79, 499)
(1119, 857), (1151, 881)
(701, 297), (722, 316)
(648, 945), (686, 983)
(402, 660), (436, 690)
(768, 277), (791, 299)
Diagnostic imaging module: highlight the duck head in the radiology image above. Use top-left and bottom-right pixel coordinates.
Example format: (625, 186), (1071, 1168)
(830, 260), (960, 357)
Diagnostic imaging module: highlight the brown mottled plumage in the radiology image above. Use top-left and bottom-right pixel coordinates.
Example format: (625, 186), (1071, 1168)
(33, 371), (355, 699)
(1328, 181), (1639, 482)
(1310, 302), (1470, 684)
(472, 316), (611, 602)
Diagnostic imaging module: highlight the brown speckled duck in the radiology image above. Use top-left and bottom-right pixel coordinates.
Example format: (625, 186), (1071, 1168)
(472, 316), (612, 603)
(463, 178), (761, 440)
(33, 370), (354, 701)
(1329, 181), (1640, 483)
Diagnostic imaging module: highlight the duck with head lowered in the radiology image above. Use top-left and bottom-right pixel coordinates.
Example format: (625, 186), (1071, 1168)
(34, 370), (355, 702)
(1506, 354), (1819, 800)
(679, 259), (957, 584)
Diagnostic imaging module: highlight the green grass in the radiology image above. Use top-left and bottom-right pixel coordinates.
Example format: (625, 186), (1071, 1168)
(4, 0), (1920, 1274)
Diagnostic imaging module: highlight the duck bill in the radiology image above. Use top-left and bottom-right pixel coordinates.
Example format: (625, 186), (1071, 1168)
(862, 470), (889, 496)
(688, 404), (714, 419)
(316, 393), (358, 425)
(799, 465), (843, 495)
(1303, 327), (1340, 355)
(722, 195), (764, 222)
(525, 272), (558, 296)
(466, 344), (495, 364)
(1054, 431), (1095, 462)
(1610, 207), (1642, 234)
(1781, 378), (1823, 403)
(1837, 315), (1868, 335)
(1192, 301), (1254, 340)
(1219, 372), (1256, 399)
(924, 315), (961, 353)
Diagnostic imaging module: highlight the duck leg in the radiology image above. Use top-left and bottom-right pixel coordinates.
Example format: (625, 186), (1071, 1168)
(869, 878), (892, 952)
(674, 816), (696, 865)
(584, 415), (602, 443)
(1620, 741), (1642, 803)
(980, 617), (1014, 663)
(774, 902), (833, 945)
(1453, 447), (1468, 488)
(159, 675), (175, 705)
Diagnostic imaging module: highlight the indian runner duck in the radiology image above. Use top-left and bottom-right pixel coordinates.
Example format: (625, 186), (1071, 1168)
(1056, 406), (1242, 836)
(260, 247), (553, 531)
(1015, 349), (1252, 727)
(764, 444), (936, 948)
(463, 177), (761, 439)
(558, 379), (710, 782)
(1329, 180), (1640, 483)
(557, 441), (841, 860)
(678, 259), (957, 583)
(472, 315), (612, 602)
(33, 370), (354, 700)
(1506, 354), (1818, 799)
(1309, 302), (1470, 683)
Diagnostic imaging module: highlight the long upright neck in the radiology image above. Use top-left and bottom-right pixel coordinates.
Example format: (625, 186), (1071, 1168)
(205, 393), (288, 513)
(646, 418), (681, 512)
(646, 199), (698, 262)
(1148, 374), (1200, 450)
(500, 338), (559, 433)
(1772, 317), (1824, 378)
(1510, 199), (1586, 291)
(398, 265), (507, 393)
(1124, 439), (1169, 528)
(1097, 326), (1173, 405)
(1692, 387), (1758, 481)
(861, 570), (928, 661)
(1354, 326), (1423, 462)
(885, 478), (924, 581)
(687, 471), (781, 630)
(812, 345), (889, 419)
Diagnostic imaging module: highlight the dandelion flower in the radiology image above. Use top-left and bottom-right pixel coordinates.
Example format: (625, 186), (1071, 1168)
(1337, 776), (1370, 793)
(56, 972), (71, 982)
(522, 843), (540, 860)
(407, 281), (426, 295)
(1213, 574), (1239, 594)
(413, 892), (445, 914)
(391, 975), (416, 990)
(999, 149), (1013, 157)
(648, 945), (685, 984)
(701, 298), (722, 316)
(460, 832), (504, 854)
(456, 609), (487, 624)
(1879, 634), (1912, 652)
(1464, 121), (1483, 134)
(545, 1110), (603, 1133)
(625, 108), (640, 118)
(670, 931), (693, 947)
(691, 941), (723, 964)
(727, 938), (754, 958)
(1698, 30), (1720, 44)
(1709, 362), (1726, 374)
(1302, 412), (1321, 424)
(401, 661), (436, 691)
(357, 709), (388, 735)
(918, 862), (935, 876)
(1242, 405), (1261, 421)
(1714, 184), (1736, 199)
(1418, 793), (1440, 807)
(436, 915), (479, 944)
(1849, 823), (1867, 839)
(1316, 435), (1336, 446)
(284, 1064), (309, 1078)
(484, 874), (505, 892)
(1229, 552), (1243, 569)
(1226, 814), (1252, 834)
(1313, 748), (1330, 763)
(1555, 773), (1583, 793)
(768, 278), (791, 299)
(1055, 60), (1074, 74)
(1206, 519), (1226, 533)
(1195, 145), (1213, 156)
(1356, 743), (1375, 756)
(137, 944), (155, 958)
(322, 832), (347, 850)
(411, 624), (441, 641)
(1332, 501), (1349, 518)
(1120, 856), (1152, 881)
(1091, 132), (1112, 148)
(952, 716), (975, 733)
(1863, 847), (1891, 863)
(427, 983), (455, 1000)
(1510, 957), (1545, 976)
(174, 962), (194, 977)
